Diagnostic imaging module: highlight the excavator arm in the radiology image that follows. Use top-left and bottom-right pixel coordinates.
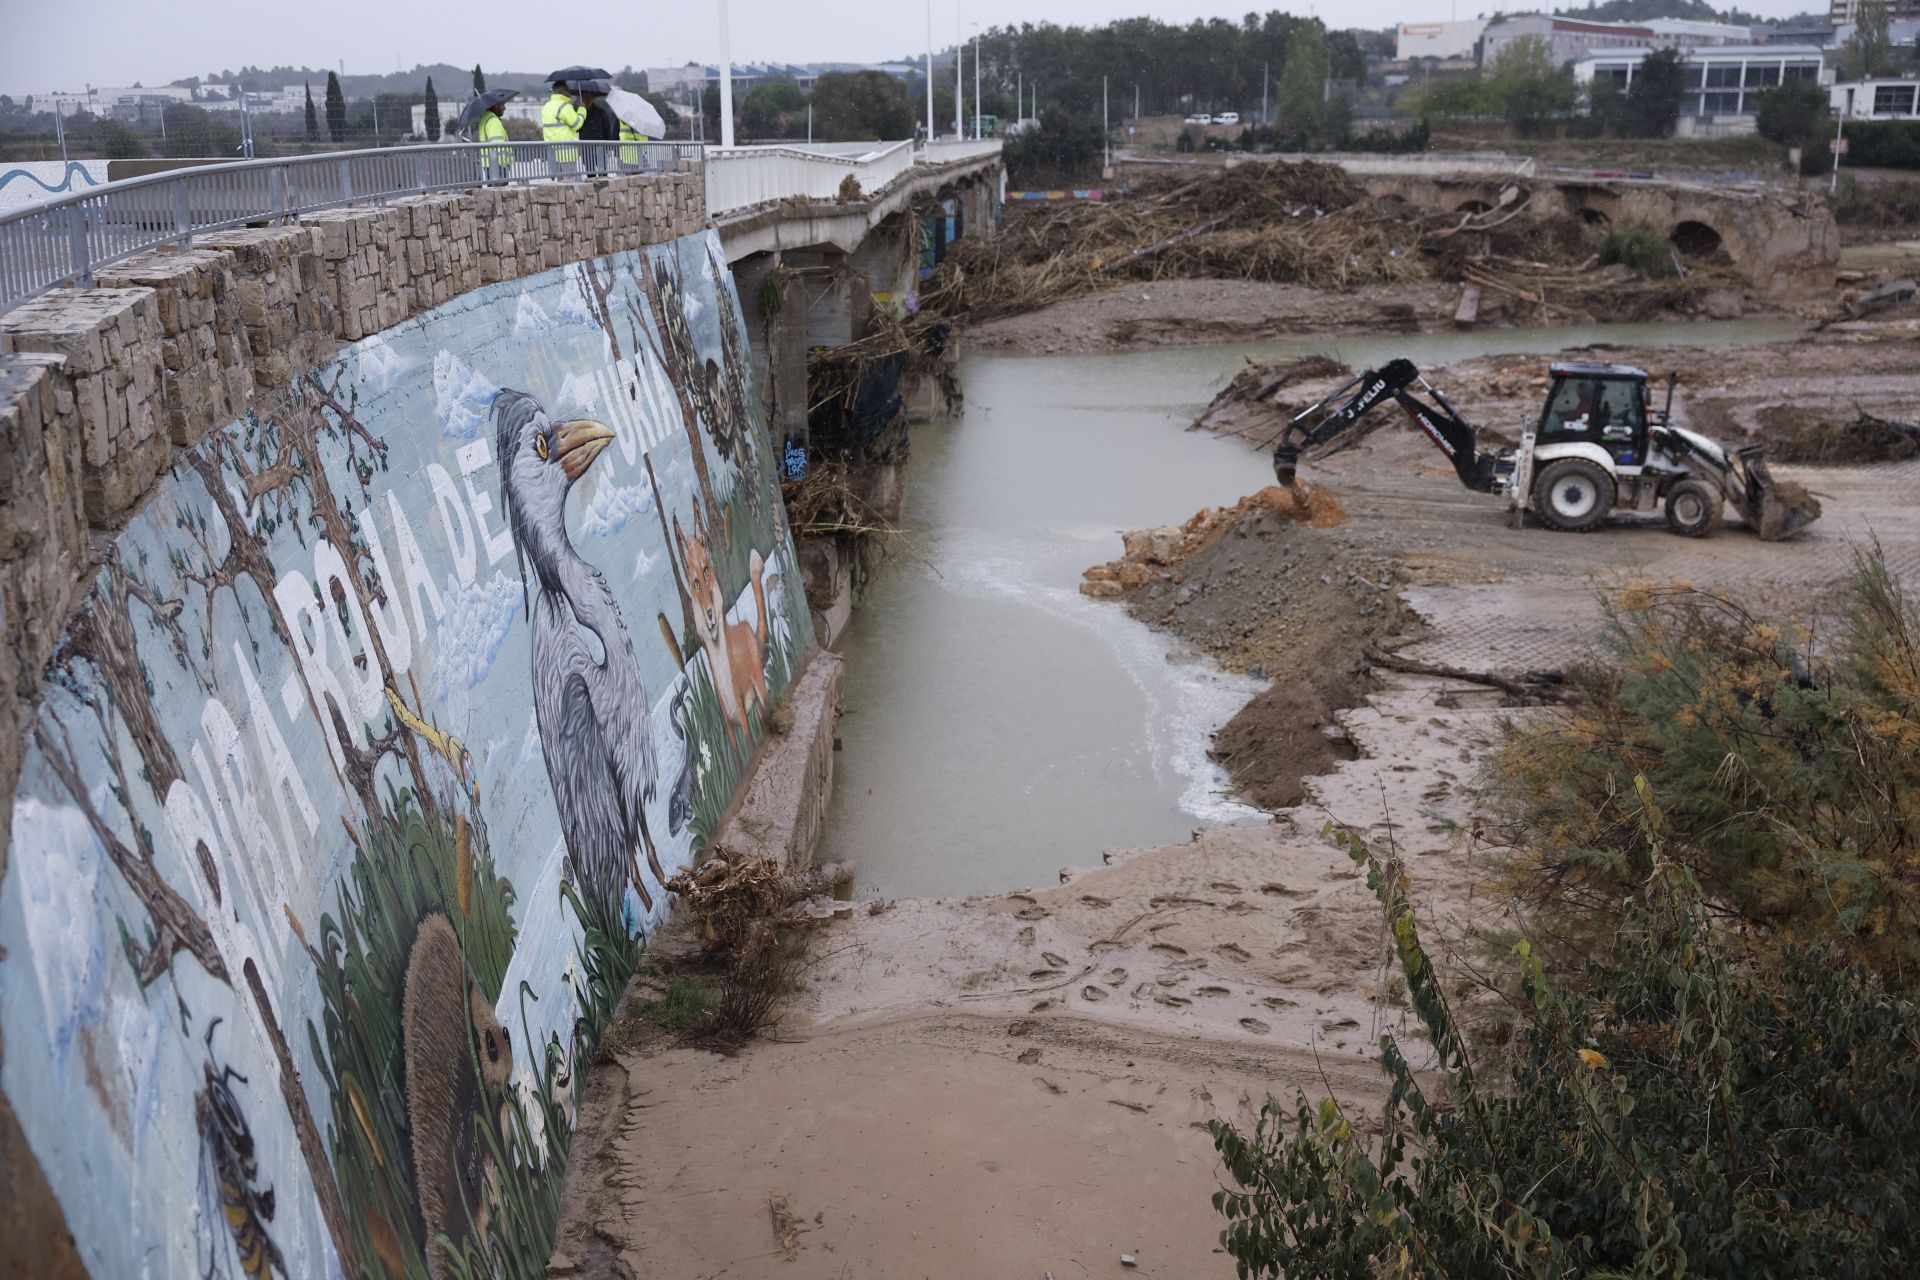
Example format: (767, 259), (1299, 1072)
(1271, 357), (1505, 493)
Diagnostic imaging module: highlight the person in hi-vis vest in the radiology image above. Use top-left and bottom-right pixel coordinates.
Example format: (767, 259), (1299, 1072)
(476, 100), (512, 180)
(541, 83), (586, 167)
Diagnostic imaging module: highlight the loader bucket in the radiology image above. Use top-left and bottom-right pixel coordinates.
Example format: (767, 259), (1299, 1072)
(1742, 452), (1822, 542)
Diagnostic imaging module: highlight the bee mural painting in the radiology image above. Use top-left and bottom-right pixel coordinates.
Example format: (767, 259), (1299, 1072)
(0, 230), (810, 1280)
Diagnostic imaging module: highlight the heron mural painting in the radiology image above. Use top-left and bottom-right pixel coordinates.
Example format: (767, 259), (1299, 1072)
(0, 228), (809, 1278)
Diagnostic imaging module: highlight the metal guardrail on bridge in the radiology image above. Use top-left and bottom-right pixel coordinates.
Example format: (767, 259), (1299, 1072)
(0, 136), (1006, 313)
(703, 140), (917, 213)
(0, 140), (701, 312)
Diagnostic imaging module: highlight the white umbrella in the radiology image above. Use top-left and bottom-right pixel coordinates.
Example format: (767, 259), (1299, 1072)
(605, 87), (667, 138)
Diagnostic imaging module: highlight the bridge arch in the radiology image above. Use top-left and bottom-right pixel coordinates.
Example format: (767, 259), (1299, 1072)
(1670, 218), (1730, 263)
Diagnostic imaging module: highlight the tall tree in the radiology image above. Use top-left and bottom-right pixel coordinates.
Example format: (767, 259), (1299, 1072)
(303, 82), (318, 141)
(1486, 34), (1576, 132)
(324, 70), (347, 142)
(1845, 0), (1892, 79)
(1624, 47), (1685, 138)
(1275, 18), (1330, 138)
(424, 76), (440, 140)
(471, 64), (486, 95)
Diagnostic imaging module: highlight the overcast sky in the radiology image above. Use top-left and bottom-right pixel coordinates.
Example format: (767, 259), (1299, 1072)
(3, 0), (1816, 94)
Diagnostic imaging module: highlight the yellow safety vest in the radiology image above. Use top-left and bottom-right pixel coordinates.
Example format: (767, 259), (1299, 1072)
(476, 112), (511, 171)
(618, 122), (647, 166)
(541, 92), (585, 163)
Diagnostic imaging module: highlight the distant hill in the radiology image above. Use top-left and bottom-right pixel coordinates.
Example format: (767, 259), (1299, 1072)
(1547, 0), (1774, 24)
(166, 64), (584, 101)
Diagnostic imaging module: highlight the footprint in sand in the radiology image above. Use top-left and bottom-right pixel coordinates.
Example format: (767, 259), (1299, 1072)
(1209, 881), (1243, 893)
(1041, 951), (1068, 967)
(1217, 942), (1252, 961)
(1323, 1017), (1360, 1032)
(1131, 982), (1156, 999)
(1015, 906), (1049, 921)
(1262, 996), (1299, 1010)
(1030, 999), (1054, 1012)
(1017, 1048), (1041, 1064)
(1149, 942), (1188, 957)
(1240, 1018), (1273, 1034)
(1080, 985), (1109, 1003)
(1261, 883), (1312, 899)
(1029, 969), (1062, 981)
(1104, 968), (1129, 986)
(1156, 994), (1192, 1008)
(1015, 926), (1035, 947)
(1196, 985), (1232, 997)
(1223, 901), (1259, 915)
(1078, 894), (1112, 908)
(1008, 894), (1037, 905)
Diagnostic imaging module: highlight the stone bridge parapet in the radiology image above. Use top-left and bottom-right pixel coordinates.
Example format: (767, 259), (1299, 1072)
(0, 169), (704, 862)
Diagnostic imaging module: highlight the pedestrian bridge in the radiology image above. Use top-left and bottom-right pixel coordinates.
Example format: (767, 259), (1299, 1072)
(0, 138), (1003, 312)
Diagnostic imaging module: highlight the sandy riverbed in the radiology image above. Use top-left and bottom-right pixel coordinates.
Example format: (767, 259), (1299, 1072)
(549, 310), (1920, 1279)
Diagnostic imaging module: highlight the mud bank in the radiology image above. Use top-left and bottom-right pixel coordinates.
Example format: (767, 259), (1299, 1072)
(550, 322), (1920, 1278)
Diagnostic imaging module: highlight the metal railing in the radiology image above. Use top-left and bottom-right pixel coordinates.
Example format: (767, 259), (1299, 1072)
(703, 140), (918, 213)
(0, 140), (702, 312)
(920, 138), (1005, 165)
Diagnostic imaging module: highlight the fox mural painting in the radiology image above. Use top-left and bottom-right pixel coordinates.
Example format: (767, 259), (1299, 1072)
(0, 228), (810, 1279)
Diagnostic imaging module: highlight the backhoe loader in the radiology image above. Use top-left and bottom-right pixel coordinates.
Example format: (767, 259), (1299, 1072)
(1271, 358), (1821, 540)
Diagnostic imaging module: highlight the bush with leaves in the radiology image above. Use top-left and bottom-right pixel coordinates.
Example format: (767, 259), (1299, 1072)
(1488, 546), (1920, 985)
(1599, 225), (1675, 276)
(1211, 809), (1920, 1279)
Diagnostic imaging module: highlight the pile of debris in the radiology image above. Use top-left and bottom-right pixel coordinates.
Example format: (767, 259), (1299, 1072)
(1760, 406), (1920, 465)
(924, 160), (1739, 325)
(1081, 484), (1347, 599)
(924, 161), (1430, 321)
(1188, 354), (1352, 449)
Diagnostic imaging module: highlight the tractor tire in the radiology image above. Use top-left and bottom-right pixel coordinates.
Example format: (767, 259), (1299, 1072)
(1532, 459), (1615, 533)
(1663, 478), (1724, 538)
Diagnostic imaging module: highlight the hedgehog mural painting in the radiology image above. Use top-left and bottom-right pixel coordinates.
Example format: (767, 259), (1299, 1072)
(0, 231), (810, 1280)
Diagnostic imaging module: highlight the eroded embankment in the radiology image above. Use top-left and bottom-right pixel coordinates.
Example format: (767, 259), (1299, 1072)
(1082, 485), (1412, 810)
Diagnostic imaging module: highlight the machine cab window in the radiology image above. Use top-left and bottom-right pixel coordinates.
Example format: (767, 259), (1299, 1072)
(1538, 363), (1649, 465)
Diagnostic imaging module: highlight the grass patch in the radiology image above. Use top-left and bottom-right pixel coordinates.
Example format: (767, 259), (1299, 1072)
(635, 977), (719, 1030)
(1599, 225), (1676, 277)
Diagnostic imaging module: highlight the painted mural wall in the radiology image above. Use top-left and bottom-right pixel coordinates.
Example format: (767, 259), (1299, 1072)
(0, 228), (810, 1279)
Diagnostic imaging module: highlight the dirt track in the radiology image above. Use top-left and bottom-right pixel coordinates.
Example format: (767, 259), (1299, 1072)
(552, 322), (1920, 1279)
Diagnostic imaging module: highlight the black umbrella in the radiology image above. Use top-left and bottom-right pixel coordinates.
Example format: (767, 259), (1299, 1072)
(448, 88), (518, 135)
(546, 65), (611, 84)
(575, 78), (612, 96)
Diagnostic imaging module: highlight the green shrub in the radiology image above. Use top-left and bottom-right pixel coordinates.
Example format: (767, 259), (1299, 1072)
(1598, 226), (1674, 276)
(636, 978), (718, 1029)
(1489, 546), (1920, 985)
(1211, 815), (1920, 1279)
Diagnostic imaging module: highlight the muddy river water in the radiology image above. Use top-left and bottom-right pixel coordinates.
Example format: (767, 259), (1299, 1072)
(817, 319), (1802, 900)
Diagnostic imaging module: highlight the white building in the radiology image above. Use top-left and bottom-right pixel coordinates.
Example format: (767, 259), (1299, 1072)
(1572, 44), (1829, 134)
(1642, 18), (1754, 47)
(1832, 77), (1920, 119)
(1484, 14), (1750, 68)
(1484, 16), (1657, 67)
(1395, 19), (1489, 61)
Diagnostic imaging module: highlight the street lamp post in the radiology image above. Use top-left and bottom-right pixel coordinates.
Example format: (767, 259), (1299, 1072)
(954, 1), (964, 139)
(926, 0), (936, 139)
(1102, 75), (1110, 176)
(718, 0), (736, 147)
(973, 24), (981, 140)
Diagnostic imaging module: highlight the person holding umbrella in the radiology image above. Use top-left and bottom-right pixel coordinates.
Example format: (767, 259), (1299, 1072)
(576, 78), (618, 176)
(604, 86), (667, 170)
(541, 68), (603, 173)
(451, 89), (518, 183)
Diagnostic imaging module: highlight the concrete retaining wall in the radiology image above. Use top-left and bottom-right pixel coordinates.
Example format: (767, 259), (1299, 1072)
(0, 198), (810, 1276)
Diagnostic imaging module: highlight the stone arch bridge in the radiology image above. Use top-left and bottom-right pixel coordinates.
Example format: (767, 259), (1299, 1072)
(1358, 171), (1838, 297)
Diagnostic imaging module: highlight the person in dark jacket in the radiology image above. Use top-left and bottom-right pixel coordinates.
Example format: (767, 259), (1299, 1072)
(577, 79), (618, 175)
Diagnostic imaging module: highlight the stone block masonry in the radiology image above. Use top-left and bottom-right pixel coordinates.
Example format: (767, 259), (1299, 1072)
(0, 168), (708, 872)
